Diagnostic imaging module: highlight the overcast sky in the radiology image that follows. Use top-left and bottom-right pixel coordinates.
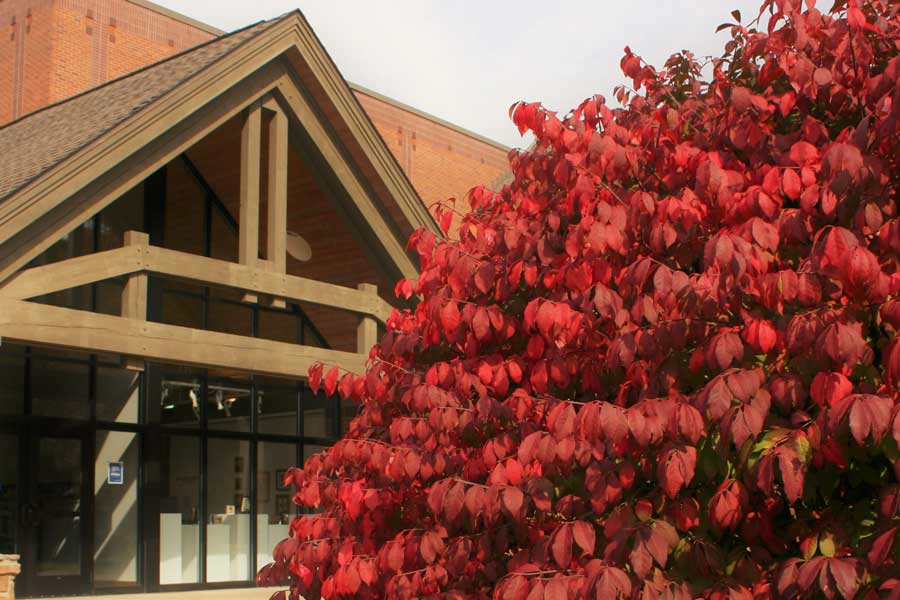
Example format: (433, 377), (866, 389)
(152, 1), (788, 148)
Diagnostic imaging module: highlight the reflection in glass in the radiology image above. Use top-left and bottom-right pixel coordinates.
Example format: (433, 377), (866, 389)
(206, 438), (251, 582)
(96, 367), (140, 423)
(257, 385), (297, 436)
(159, 377), (202, 427)
(31, 359), (90, 420)
(301, 388), (332, 438)
(36, 437), (83, 576)
(0, 434), (16, 555)
(94, 431), (139, 587)
(206, 380), (251, 433)
(256, 442), (296, 569)
(160, 435), (200, 585)
(0, 343), (25, 416)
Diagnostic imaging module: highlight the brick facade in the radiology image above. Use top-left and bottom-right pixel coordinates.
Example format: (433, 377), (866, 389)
(0, 555), (19, 600)
(0, 0), (510, 208)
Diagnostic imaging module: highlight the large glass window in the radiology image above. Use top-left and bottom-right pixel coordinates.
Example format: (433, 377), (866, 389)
(302, 388), (333, 439)
(258, 382), (297, 436)
(94, 431), (139, 588)
(0, 434), (16, 555)
(98, 185), (144, 251)
(160, 435), (200, 585)
(30, 357), (91, 420)
(96, 366), (140, 423)
(257, 442), (295, 569)
(159, 370), (203, 427)
(0, 343), (25, 416)
(206, 438), (251, 583)
(206, 377), (251, 433)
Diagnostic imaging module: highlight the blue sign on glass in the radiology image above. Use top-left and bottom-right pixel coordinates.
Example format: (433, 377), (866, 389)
(108, 462), (124, 485)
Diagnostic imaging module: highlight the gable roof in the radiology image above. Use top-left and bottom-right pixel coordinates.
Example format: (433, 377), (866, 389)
(0, 17), (278, 201)
(0, 10), (438, 284)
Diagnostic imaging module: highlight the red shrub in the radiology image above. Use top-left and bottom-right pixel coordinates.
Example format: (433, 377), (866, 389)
(259, 1), (900, 597)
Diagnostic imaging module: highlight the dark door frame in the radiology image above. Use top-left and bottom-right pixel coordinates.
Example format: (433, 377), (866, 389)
(17, 422), (93, 598)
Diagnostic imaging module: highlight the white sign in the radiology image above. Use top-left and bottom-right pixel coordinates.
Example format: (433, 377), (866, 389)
(108, 462), (124, 485)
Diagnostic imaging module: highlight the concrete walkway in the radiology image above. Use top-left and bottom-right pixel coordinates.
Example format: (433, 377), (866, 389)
(52, 587), (285, 600)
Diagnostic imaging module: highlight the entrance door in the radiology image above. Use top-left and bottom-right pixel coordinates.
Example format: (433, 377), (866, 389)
(20, 431), (90, 597)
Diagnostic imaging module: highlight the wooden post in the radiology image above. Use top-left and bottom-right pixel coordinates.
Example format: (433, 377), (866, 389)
(357, 283), (378, 355)
(121, 230), (149, 371)
(266, 99), (289, 309)
(239, 101), (262, 303)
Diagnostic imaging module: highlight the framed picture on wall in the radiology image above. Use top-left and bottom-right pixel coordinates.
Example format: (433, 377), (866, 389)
(275, 469), (290, 491)
(275, 493), (291, 515)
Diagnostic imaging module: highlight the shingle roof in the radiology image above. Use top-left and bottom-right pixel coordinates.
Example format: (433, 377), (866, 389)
(0, 17), (281, 202)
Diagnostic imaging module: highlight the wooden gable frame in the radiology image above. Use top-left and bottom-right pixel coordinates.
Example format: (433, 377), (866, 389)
(0, 12), (436, 380)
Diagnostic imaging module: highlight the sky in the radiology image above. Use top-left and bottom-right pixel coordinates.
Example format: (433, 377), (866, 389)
(152, 1), (783, 148)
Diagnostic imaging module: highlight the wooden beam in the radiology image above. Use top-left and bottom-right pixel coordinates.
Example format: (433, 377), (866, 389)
(0, 246), (143, 300)
(0, 298), (367, 379)
(121, 230), (149, 371)
(265, 100), (289, 309)
(239, 101), (263, 305)
(357, 283), (379, 355)
(143, 245), (394, 323)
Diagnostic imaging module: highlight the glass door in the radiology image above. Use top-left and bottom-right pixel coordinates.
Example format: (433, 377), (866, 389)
(20, 431), (90, 596)
(0, 433), (17, 558)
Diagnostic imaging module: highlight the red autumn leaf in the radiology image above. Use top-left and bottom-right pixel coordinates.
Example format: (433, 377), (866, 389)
(572, 521), (596, 556)
(443, 481), (465, 521)
(550, 523), (573, 568)
(323, 366), (340, 397)
(440, 301), (461, 336)
(868, 526), (897, 569)
(829, 394), (894, 446)
(308, 363), (324, 394)
(658, 445), (697, 499)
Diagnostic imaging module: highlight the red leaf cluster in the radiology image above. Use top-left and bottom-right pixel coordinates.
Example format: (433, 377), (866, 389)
(260, 1), (900, 598)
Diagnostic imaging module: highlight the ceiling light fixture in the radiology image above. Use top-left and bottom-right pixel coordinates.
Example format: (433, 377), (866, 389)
(286, 230), (312, 262)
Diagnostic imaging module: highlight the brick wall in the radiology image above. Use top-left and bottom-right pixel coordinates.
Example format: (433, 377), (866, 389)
(0, 0), (212, 123)
(0, 0), (510, 211)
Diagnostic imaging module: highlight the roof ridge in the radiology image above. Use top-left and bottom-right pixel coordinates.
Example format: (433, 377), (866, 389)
(0, 17), (272, 132)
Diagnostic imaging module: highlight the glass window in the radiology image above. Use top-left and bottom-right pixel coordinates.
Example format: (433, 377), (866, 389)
(96, 367), (140, 423)
(160, 292), (203, 330)
(160, 435), (200, 585)
(37, 284), (94, 312)
(207, 300), (252, 337)
(258, 309), (298, 344)
(256, 442), (296, 569)
(206, 379), (251, 433)
(257, 384), (297, 436)
(36, 437), (84, 577)
(302, 320), (328, 349)
(301, 388), (333, 439)
(164, 161), (206, 257)
(0, 434), (17, 555)
(29, 221), (94, 267)
(159, 374), (203, 427)
(210, 209), (238, 263)
(94, 431), (139, 588)
(206, 438), (251, 582)
(95, 280), (125, 316)
(0, 343), (25, 416)
(99, 185), (144, 251)
(31, 358), (90, 420)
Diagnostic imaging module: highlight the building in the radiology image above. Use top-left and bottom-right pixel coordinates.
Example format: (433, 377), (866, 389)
(0, 2), (511, 597)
